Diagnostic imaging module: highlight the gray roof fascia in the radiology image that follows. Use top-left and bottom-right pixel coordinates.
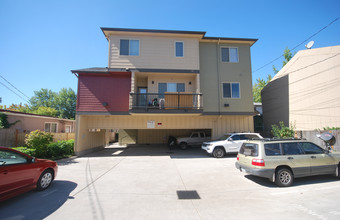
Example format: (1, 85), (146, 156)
(71, 67), (199, 74)
(101, 27), (206, 37)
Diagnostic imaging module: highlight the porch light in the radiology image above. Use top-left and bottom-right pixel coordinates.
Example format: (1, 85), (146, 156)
(152, 81), (154, 84)
(189, 81), (191, 85)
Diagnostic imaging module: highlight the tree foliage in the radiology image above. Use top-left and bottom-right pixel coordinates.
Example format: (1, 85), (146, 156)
(271, 121), (295, 138)
(253, 74), (272, 103)
(1, 88), (77, 119)
(253, 47), (294, 102)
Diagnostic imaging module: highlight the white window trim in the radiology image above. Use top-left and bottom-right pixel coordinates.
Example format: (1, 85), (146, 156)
(174, 41), (184, 58)
(220, 46), (239, 63)
(119, 39), (140, 57)
(44, 122), (58, 133)
(65, 125), (72, 133)
(221, 82), (241, 99)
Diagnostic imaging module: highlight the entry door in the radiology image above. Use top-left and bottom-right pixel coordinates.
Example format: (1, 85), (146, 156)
(138, 88), (147, 107)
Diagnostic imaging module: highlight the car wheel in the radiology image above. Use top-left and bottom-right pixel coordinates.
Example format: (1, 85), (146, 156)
(213, 147), (225, 158)
(275, 168), (293, 187)
(37, 169), (54, 191)
(179, 142), (188, 150)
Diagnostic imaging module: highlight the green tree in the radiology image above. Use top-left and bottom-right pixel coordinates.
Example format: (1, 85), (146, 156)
(29, 89), (57, 110)
(29, 88), (76, 119)
(253, 47), (294, 102)
(32, 106), (58, 117)
(253, 74), (272, 102)
(6, 103), (31, 113)
(54, 88), (77, 119)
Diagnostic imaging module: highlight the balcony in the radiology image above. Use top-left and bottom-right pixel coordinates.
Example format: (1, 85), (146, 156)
(129, 92), (203, 114)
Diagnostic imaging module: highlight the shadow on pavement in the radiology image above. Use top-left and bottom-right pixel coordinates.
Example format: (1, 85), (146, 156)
(244, 174), (339, 188)
(81, 144), (231, 159)
(0, 180), (77, 219)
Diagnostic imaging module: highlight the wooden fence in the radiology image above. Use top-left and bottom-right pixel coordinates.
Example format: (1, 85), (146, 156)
(0, 129), (75, 147)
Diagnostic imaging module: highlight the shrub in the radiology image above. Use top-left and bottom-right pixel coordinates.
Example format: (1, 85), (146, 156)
(271, 121), (295, 138)
(46, 139), (74, 159)
(12, 147), (36, 157)
(25, 130), (54, 158)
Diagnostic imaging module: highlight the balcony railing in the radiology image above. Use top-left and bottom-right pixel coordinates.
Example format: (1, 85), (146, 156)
(129, 92), (203, 112)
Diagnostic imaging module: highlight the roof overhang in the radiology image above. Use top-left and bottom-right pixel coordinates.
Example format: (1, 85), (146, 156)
(100, 27), (258, 46)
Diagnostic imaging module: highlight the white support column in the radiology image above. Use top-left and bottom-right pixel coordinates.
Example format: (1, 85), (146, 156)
(130, 71), (135, 109)
(196, 74), (201, 108)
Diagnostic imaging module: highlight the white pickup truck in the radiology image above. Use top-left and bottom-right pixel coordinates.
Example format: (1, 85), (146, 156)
(176, 132), (211, 150)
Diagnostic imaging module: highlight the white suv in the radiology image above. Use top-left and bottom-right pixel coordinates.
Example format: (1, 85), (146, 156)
(202, 133), (263, 158)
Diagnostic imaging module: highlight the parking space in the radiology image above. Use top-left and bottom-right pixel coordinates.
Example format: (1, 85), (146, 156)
(1, 144), (340, 219)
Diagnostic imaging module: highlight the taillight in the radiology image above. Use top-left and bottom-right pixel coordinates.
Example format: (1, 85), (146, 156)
(252, 159), (265, 166)
(237, 155), (239, 160)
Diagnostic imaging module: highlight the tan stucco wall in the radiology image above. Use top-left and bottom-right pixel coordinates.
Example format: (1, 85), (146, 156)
(74, 114), (254, 153)
(108, 34), (200, 70)
(5, 113), (75, 133)
(199, 42), (254, 113)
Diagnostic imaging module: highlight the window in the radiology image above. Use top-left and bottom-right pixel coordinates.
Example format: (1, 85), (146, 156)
(300, 142), (324, 154)
(282, 143), (303, 155)
(240, 143), (258, 156)
(0, 150), (28, 165)
(221, 47), (238, 63)
(175, 41), (184, 57)
(265, 143), (281, 156)
(45, 122), (57, 133)
(65, 125), (72, 133)
(158, 83), (185, 98)
(222, 82), (240, 98)
(120, 39), (139, 56)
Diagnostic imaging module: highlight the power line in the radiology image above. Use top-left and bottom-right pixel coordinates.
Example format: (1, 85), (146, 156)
(0, 81), (30, 104)
(0, 74), (30, 100)
(253, 16), (340, 74)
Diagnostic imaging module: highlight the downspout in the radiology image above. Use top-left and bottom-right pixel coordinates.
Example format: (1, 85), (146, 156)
(216, 38), (221, 115)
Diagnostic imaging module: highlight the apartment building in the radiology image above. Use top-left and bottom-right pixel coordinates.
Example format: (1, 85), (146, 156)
(72, 27), (257, 155)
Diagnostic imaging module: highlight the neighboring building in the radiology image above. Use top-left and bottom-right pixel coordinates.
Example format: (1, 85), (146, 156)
(0, 109), (75, 133)
(72, 27), (257, 155)
(262, 45), (340, 134)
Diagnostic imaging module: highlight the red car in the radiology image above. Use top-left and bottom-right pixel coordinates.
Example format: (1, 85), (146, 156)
(0, 146), (58, 202)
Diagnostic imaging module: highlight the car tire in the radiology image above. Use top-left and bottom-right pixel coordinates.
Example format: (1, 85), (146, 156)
(37, 169), (54, 191)
(179, 142), (188, 150)
(336, 163), (340, 178)
(275, 168), (293, 187)
(213, 147), (225, 158)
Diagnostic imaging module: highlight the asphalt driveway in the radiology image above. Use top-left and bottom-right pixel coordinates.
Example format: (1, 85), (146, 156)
(1, 144), (340, 220)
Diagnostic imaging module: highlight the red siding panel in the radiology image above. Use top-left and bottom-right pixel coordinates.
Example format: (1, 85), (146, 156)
(77, 73), (131, 112)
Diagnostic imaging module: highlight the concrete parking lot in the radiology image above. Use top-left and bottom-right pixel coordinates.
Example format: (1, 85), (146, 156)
(1, 144), (340, 220)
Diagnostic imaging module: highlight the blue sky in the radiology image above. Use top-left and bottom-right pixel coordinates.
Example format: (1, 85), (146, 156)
(1, 0), (339, 107)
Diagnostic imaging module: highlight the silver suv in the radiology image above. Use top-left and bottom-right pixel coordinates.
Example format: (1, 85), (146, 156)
(235, 139), (340, 187)
(202, 133), (263, 158)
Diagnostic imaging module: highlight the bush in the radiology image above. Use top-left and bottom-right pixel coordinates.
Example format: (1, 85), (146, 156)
(46, 139), (74, 159)
(12, 147), (36, 157)
(25, 130), (54, 158)
(271, 121), (295, 138)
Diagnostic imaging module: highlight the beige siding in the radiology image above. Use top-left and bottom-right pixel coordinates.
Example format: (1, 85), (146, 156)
(199, 42), (254, 113)
(262, 46), (340, 132)
(108, 35), (199, 70)
(74, 114), (254, 153)
(288, 46), (340, 130)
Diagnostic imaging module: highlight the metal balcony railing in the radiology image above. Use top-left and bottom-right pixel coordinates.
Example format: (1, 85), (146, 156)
(129, 93), (203, 110)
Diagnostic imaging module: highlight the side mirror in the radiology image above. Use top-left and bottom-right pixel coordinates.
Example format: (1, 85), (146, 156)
(229, 138), (233, 141)
(31, 157), (36, 163)
(324, 149), (330, 154)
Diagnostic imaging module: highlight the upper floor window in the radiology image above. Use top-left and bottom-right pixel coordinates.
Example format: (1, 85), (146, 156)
(175, 41), (184, 57)
(222, 82), (240, 98)
(221, 47), (238, 63)
(120, 39), (139, 56)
